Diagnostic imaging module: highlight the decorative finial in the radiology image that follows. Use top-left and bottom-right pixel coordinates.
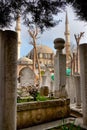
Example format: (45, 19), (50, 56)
(54, 38), (65, 51)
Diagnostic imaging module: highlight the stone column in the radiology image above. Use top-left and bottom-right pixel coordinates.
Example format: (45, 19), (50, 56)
(79, 43), (87, 126)
(74, 73), (81, 108)
(49, 80), (54, 97)
(41, 75), (47, 86)
(0, 30), (17, 130)
(50, 80), (54, 92)
(40, 75), (49, 96)
(53, 38), (68, 98)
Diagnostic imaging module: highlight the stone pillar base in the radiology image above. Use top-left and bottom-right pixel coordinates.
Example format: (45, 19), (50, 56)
(54, 87), (68, 98)
(40, 86), (49, 96)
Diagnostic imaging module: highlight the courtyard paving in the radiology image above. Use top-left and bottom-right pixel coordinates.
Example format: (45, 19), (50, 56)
(19, 117), (75, 130)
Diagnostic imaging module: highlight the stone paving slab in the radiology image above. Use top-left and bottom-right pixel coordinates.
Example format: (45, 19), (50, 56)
(19, 117), (75, 130)
(19, 117), (87, 130)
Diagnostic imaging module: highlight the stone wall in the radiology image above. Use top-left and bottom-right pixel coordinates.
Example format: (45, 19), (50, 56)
(17, 99), (70, 129)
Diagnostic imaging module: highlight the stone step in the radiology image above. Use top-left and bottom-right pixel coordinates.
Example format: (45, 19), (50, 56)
(70, 108), (83, 118)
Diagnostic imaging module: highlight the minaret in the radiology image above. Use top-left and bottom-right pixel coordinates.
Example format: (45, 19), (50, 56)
(15, 14), (21, 59)
(65, 11), (71, 68)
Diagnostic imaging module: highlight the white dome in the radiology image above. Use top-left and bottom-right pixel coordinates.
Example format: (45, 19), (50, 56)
(27, 44), (54, 58)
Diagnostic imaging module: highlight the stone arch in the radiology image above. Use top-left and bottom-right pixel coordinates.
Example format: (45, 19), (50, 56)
(19, 67), (35, 87)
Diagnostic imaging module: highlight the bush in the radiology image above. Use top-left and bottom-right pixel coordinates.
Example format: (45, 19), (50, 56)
(17, 97), (31, 103)
(36, 94), (48, 101)
(28, 86), (38, 101)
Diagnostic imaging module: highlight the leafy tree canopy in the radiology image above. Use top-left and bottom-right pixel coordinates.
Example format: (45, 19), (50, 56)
(66, 0), (87, 21)
(0, 0), (66, 31)
(1, 0), (87, 31)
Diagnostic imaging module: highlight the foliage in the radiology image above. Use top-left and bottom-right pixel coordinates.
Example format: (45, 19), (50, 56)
(22, 0), (66, 32)
(66, 0), (87, 21)
(36, 93), (48, 101)
(0, 0), (24, 28)
(1, 0), (87, 30)
(17, 92), (54, 103)
(28, 86), (38, 101)
(17, 95), (49, 102)
(17, 96), (32, 103)
(47, 119), (82, 130)
(0, 0), (66, 31)
(62, 123), (81, 130)
(47, 123), (81, 130)
(61, 119), (75, 130)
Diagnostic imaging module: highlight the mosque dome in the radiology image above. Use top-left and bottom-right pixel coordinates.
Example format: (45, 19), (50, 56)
(27, 44), (54, 58)
(18, 57), (33, 64)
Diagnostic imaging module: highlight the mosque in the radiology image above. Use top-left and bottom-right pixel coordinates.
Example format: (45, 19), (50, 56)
(16, 12), (72, 87)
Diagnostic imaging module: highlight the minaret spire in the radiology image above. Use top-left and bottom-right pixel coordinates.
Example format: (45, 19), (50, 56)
(65, 11), (71, 68)
(15, 14), (21, 59)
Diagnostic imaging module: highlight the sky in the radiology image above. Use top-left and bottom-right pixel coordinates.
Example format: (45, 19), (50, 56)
(12, 5), (87, 58)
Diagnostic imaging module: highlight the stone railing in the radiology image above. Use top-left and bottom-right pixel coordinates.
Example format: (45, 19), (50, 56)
(17, 98), (70, 129)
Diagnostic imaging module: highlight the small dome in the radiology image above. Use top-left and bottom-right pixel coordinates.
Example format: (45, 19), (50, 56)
(18, 57), (33, 64)
(27, 44), (54, 58)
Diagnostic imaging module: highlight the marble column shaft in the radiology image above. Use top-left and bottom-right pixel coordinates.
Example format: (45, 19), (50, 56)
(54, 52), (66, 90)
(79, 43), (87, 125)
(74, 74), (81, 108)
(41, 75), (47, 86)
(54, 38), (67, 98)
(0, 30), (17, 130)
